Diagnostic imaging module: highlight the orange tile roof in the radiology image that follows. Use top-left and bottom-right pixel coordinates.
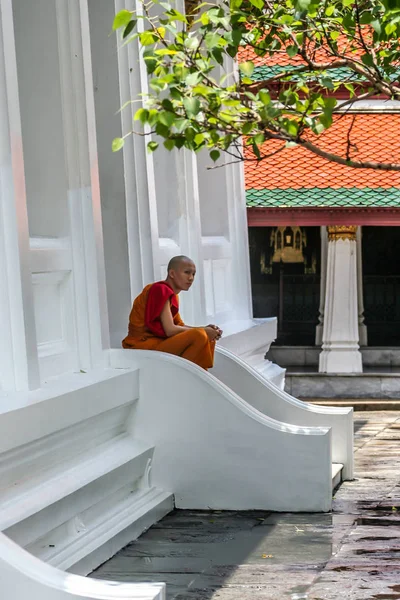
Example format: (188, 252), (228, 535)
(238, 31), (383, 68)
(245, 113), (400, 208)
(246, 113), (400, 190)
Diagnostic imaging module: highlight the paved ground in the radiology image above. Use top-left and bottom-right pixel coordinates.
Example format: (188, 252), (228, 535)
(91, 411), (400, 599)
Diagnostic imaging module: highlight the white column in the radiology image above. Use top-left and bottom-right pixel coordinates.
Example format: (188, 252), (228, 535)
(117, 0), (207, 323)
(116, 0), (158, 298)
(56, 0), (110, 369)
(357, 227), (368, 346)
(319, 225), (362, 373)
(176, 149), (207, 325)
(225, 155), (253, 322)
(0, 0), (40, 391)
(315, 225), (328, 346)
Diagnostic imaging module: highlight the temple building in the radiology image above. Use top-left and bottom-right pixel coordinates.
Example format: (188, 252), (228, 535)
(243, 49), (400, 393)
(0, 2), (357, 598)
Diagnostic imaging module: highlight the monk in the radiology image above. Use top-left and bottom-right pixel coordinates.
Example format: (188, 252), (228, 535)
(122, 256), (222, 369)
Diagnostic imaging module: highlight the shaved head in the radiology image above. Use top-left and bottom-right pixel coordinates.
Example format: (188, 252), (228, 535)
(166, 256), (196, 293)
(167, 255), (194, 273)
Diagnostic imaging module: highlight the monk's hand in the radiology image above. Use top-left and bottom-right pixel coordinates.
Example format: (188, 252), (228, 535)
(204, 326), (220, 341)
(206, 324), (223, 341)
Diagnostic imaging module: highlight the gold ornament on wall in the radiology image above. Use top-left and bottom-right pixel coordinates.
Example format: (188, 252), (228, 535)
(327, 225), (357, 241)
(270, 226), (307, 263)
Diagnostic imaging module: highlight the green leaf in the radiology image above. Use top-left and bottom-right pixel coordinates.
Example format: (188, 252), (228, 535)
(123, 19), (137, 38)
(140, 31), (158, 46)
(239, 61), (255, 77)
(210, 150), (220, 162)
(159, 111), (176, 127)
(112, 137), (124, 152)
(113, 10), (132, 31)
(183, 97), (201, 116)
(134, 108), (149, 124)
(320, 77), (334, 90)
(371, 19), (382, 35)
(320, 113), (332, 128)
(249, 0), (263, 8)
(252, 142), (261, 159)
(324, 97), (337, 110)
(161, 98), (174, 112)
(295, 0), (311, 10)
(164, 139), (176, 150)
(186, 72), (202, 86)
(286, 45), (298, 57)
(147, 141), (159, 153)
(259, 90), (271, 105)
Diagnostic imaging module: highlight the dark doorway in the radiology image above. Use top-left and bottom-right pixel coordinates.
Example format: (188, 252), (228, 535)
(362, 227), (400, 346)
(249, 226), (321, 345)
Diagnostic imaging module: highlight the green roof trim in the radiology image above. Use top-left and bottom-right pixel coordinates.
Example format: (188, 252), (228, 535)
(246, 187), (400, 208)
(251, 64), (400, 83)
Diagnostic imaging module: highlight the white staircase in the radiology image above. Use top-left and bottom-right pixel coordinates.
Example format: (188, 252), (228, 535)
(218, 318), (286, 389)
(0, 531), (165, 600)
(332, 463), (343, 490)
(111, 349), (335, 512)
(212, 346), (354, 480)
(0, 346), (354, 599)
(0, 369), (173, 577)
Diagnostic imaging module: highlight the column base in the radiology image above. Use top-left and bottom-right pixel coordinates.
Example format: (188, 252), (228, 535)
(315, 324), (323, 346)
(358, 324), (368, 347)
(319, 347), (363, 373)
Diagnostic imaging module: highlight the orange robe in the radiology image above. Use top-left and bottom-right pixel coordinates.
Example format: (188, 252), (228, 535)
(122, 282), (215, 369)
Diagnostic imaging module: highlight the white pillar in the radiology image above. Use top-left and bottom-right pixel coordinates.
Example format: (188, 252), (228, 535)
(56, 0), (110, 369)
(116, 0), (158, 298)
(0, 0), (40, 391)
(315, 225), (328, 346)
(357, 227), (368, 346)
(319, 225), (362, 373)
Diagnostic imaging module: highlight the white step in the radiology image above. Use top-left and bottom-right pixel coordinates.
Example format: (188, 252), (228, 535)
(0, 530), (166, 600)
(332, 463), (343, 490)
(0, 435), (154, 531)
(242, 354), (286, 389)
(30, 487), (174, 575)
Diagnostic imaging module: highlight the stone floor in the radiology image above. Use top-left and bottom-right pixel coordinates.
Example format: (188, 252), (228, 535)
(91, 411), (400, 599)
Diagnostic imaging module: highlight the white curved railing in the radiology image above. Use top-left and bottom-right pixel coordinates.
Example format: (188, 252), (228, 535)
(111, 349), (333, 512)
(212, 346), (354, 479)
(0, 531), (165, 600)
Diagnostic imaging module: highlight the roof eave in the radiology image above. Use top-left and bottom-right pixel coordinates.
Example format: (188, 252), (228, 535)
(247, 206), (400, 226)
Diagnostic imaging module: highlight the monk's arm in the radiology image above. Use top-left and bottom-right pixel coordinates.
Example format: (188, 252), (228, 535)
(160, 301), (192, 337)
(161, 302), (220, 340)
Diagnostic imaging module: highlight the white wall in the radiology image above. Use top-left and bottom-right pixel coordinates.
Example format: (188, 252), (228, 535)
(12, 0), (69, 239)
(12, 0), (77, 381)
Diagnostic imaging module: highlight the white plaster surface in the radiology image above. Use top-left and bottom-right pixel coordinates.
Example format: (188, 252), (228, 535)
(212, 346), (353, 480)
(12, 0), (69, 239)
(112, 349), (333, 513)
(0, 0), (40, 391)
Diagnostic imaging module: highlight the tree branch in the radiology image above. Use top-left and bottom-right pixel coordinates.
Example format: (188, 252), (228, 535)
(297, 136), (400, 171)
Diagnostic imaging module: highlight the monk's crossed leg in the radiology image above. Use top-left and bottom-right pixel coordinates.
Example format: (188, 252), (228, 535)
(157, 328), (214, 370)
